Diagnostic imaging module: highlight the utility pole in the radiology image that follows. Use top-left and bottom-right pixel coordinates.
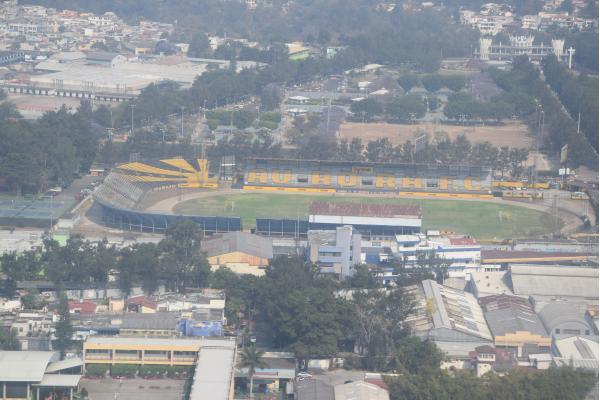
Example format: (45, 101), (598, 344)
(130, 104), (135, 135)
(567, 46), (575, 69)
(577, 112), (581, 135)
(180, 106), (185, 139)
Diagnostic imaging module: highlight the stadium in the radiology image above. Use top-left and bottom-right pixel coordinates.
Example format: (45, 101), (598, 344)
(90, 157), (553, 239)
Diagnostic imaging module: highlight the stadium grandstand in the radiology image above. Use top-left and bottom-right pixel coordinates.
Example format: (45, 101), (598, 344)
(243, 158), (493, 197)
(255, 201), (422, 238)
(92, 158), (240, 234)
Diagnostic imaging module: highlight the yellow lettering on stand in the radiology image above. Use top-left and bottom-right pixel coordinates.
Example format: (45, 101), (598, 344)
(311, 171), (331, 185)
(272, 169), (292, 184)
(375, 174), (396, 189)
(464, 177), (481, 191)
(401, 176), (423, 189)
(247, 169), (268, 184)
(338, 174), (358, 187)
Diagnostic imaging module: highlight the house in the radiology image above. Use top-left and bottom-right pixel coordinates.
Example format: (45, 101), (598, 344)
(126, 295), (157, 313)
(117, 312), (180, 337)
(68, 300), (97, 315)
(0, 351), (82, 400)
(479, 294), (550, 356)
(469, 345), (517, 377)
(236, 352), (296, 396)
(201, 231), (273, 276)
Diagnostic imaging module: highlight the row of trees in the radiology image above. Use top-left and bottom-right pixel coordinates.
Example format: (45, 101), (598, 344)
(489, 56), (597, 168)
(444, 91), (537, 121)
(295, 134), (529, 176)
(398, 73), (467, 93)
(0, 102), (100, 194)
(0, 220), (210, 298)
(541, 55), (599, 152)
(349, 95), (427, 122)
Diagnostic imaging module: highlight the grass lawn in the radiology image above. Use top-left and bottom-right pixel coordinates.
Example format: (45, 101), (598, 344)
(173, 193), (554, 240)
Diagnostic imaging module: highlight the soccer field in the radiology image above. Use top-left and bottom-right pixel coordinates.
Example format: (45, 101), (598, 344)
(173, 193), (554, 239)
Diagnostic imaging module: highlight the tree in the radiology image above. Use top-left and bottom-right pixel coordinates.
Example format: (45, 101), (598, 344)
(398, 74), (420, 92)
(54, 292), (73, 359)
(385, 94), (426, 122)
(260, 84), (282, 111)
(0, 328), (21, 350)
(188, 32), (211, 58)
(239, 345), (267, 397)
(350, 98), (383, 121)
(421, 74), (444, 92)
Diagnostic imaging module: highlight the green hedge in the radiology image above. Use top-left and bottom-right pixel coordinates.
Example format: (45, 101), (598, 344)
(85, 364), (109, 377)
(111, 364), (137, 377)
(167, 365), (194, 378)
(139, 365), (168, 378)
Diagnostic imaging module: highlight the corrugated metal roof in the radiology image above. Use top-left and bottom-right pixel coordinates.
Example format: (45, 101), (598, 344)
(334, 381), (389, 400)
(480, 294), (548, 337)
(33, 374), (81, 387)
(0, 351), (57, 382)
(190, 341), (236, 400)
(201, 231), (273, 259)
(510, 265), (598, 298)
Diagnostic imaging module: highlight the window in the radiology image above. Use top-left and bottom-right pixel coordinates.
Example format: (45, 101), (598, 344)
(361, 179), (373, 185)
(563, 329), (580, 335)
(555, 329), (560, 334)
(297, 177), (308, 183)
(585, 330), (590, 335)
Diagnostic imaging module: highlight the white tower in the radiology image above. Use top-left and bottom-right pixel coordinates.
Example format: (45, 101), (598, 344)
(480, 38), (492, 61)
(551, 39), (565, 59)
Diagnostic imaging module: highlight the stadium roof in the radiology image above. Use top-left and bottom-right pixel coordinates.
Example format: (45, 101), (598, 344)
(201, 231), (273, 259)
(309, 201), (421, 218)
(0, 351), (57, 382)
(479, 294), (547, 338)
(510, 265), (598, 299)
(244, 157), (493, 170)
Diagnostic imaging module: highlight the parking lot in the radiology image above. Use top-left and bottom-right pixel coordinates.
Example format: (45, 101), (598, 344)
(80, 378), (186, 400)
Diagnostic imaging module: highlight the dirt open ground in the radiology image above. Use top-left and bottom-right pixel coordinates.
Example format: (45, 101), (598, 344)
(339, 121), (533, 149)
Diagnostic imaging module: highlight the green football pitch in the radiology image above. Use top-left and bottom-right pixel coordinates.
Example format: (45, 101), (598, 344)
(173, 193), (555, 240)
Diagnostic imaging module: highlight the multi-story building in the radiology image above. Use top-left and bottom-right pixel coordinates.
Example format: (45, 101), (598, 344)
(307, 225), (362, 278)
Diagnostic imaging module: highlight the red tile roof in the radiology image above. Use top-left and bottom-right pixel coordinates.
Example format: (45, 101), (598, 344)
(309, 201), (421, 218)
(68, 300), (97, 315)
(449, 237), (477, 246)
(127, 295), (157, 310)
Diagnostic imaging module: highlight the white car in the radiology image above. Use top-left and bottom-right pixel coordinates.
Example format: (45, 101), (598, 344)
(297, 372), (313, 381)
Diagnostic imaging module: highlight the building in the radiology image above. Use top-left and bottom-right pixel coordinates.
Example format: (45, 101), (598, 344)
(117, 312), (180, 336)
(236, 352), (296, 397)
(392, 232), (482, 278)
(477, 35), (568, 62)
(552, 336), (599, 370)
(0, 351), (82, 400)
(470, 345), (517, 377)
(509, 265), (599, 301)
(538, 302), (598, 340)
(83, 336), (235, 367)
(479, 294), (550, 356)
(406, 280), (493, 357)
(308, 226), (362, 278)
(201, 231), (273, 276)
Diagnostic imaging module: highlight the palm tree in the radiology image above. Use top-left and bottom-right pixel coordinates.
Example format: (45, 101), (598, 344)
(239, 345), (267, 398)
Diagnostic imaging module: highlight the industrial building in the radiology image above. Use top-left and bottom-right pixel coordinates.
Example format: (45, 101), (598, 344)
(201, 231), (274, 276)
(0, 351), (82, 400)
(479, 294), (550, 356)
(406, 280), (493, 356)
